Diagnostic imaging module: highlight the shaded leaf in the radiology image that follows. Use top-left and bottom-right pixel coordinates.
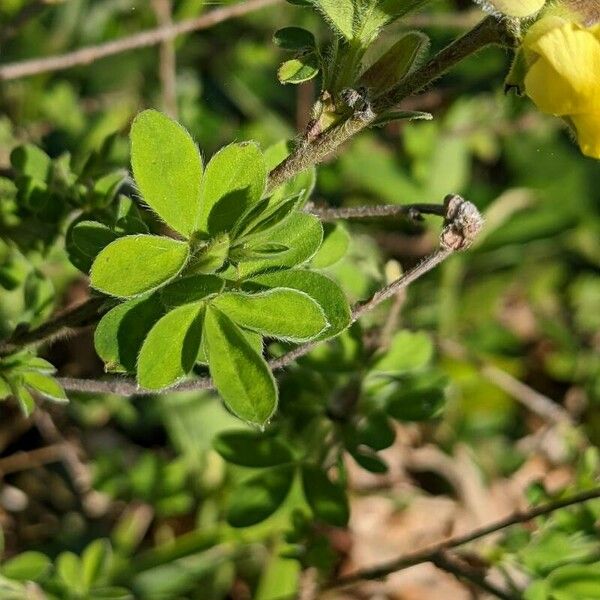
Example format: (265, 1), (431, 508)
(160, 274), (224, 307)
(198, 143), (267, 235)
(238, 213), (323, 277)
(273, 27), (316, 51)
(301, 465), (349, 527)
(214, 430), (294, 467)
(94, 294), (165, 373)
(387, 386), (445, 422)
(227, 465), (295, 527)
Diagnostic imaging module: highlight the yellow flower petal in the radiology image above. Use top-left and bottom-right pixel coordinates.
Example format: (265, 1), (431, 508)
(524, 21), (600, 115)
(572, 113), (600, 159)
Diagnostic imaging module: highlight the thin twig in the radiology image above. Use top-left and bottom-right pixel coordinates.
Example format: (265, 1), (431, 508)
(152, 0), (178, 119)
(379, 289), (406, 350)
(0, 296), (110, 355)
(0, 0), (281, 81)
(440, 340), (573, 425)
(33, 410), (109, 516)
(0, 444), (64, 475)
(431, 551), (516, 600)
(308, 203), (447, 221)
(326, 487), (600, 590)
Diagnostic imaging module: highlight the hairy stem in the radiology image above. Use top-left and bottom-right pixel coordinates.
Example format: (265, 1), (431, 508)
(309, 203), (447, 221)
(267, 16), (507, 192)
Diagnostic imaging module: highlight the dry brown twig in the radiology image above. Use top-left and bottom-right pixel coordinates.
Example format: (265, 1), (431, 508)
(152, 0), (179, 119)
(0, 0), (281, 81)
(326, 487), (600, 591)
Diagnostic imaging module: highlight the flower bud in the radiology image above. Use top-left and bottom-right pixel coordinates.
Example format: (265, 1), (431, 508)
(474, 0), (546, 18)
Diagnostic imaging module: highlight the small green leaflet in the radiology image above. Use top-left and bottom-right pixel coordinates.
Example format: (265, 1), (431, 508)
(204, 307), (277, 426)
(130, 110), (203, 238)
(90, 235), (189, 298)
(137, 303), (204, 390)
(211, 288), (328, 342)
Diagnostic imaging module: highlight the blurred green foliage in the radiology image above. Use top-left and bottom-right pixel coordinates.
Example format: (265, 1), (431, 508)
(0, 0), (599, 598)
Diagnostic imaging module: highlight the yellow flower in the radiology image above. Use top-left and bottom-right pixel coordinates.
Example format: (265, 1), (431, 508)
(522, 16), (600, 159)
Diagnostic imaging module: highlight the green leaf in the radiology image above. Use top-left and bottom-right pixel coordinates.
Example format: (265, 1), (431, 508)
(160, 274), (224, 307)
(94, 294), (165, 373)
(0, 377), (11, 400)
(19, 356), (56, 374)
(248, 269), (351, 340)
(372, 110), (433, 127)
(197, 326), (262, 366)
(301, 465), (349, 527)
(387, 387), (445, 422)
(227, 465), (295, 527)
(273, 27), (316, 51)
(359, 32), (429, 94)
(10, 144), (51, 181)
(57, 552), (83, 592)
(370, 331), (433, 376)
(312, 0), (355, 39)
(214, 430), (294, 467)
(0, 552), (51, 582)
(15, 385), (35, 417)
(82, 539), (111, 589)
(357, 412), (395, 451)
(351, 447), (389, 473)
(68, 220), (119, 272)
(130, 110), (203, 237)
(212, 289), (328, 342)
(204, 307), (277, 426)
(549, 564), (600, 599)
(357, 0), (431, 44)
(137, 303), (204, 390)
(238, 213), (323, 277)
(311, 223), (350, 268)
(255, 544), (300, 600)
(22, 372), (67, 403)
(198, 142), (267, 235)
(90, 235), (189, 298)
(278, 53), (320, 84)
